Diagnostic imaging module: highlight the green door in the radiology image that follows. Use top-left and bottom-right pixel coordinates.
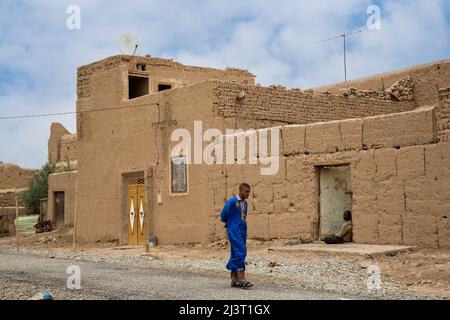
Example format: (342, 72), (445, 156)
(319, 166), (353, 238)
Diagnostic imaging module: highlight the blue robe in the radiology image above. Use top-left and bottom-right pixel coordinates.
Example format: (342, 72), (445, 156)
(220, 196), (248, 272)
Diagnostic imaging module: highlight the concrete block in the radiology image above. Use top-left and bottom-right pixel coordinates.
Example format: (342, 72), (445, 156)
(425, 142), (450, 180)
(268, 212), (314, 239)
(378, 224), (403, 245)
(340, 119), (363, 151)
(374, 148), (397, 181)
(282, 125), (306, 155)
(353, 214), (378, 244)
(363, 107), (436, 149)
(403, 214), (438, 246)
(305, 121), (342, 154)
(247, 214), (269, 239)
(354, 150), (376, 181)
(397, 146), (425, 180)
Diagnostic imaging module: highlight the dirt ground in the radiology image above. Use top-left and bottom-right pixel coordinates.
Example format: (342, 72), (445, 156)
(1, 227), (449, 299)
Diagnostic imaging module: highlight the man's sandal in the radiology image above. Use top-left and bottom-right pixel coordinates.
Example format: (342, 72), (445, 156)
(231, 279), (254, 289)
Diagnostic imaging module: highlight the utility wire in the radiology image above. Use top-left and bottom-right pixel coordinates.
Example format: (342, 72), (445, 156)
(0, 88), (179, 120)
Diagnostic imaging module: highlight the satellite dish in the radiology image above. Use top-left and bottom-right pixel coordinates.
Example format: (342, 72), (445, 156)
(118, 34), (140, 55)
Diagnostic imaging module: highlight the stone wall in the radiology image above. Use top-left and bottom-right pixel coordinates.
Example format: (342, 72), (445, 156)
(77, 55), (255, 100)
(339, 76), (415, 102)
(0, 163), (35, 190)
(0, 189), (25, 207)
(207, 107), (449, 247)
(314, 59), (450, 108)
(438, 88), (450, 142)
(213, 82), (416, 126)
(0, 209), (16, 237)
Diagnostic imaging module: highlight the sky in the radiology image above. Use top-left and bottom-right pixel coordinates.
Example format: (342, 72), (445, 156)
(0, 0), (449, 169)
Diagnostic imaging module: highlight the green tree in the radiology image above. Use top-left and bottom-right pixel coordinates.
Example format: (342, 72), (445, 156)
(22, 161), (56, 214)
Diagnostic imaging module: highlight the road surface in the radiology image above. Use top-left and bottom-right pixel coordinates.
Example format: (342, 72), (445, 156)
(0, 250), (367, 300)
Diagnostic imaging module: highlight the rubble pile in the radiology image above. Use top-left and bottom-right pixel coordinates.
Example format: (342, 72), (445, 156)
(339, 76), (415, 102)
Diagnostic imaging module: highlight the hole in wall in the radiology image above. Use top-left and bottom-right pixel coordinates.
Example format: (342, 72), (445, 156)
(158, 84), (172, 92)
(129, 75), (149, 99)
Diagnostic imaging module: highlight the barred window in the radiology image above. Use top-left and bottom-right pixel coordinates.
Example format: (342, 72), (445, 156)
(171, 155), (187, 194)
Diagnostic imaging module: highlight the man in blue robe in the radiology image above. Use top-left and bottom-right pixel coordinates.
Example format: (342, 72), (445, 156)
(220, 183), (254, 288)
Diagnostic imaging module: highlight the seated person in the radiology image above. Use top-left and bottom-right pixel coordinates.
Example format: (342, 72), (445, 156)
(323, 210), (353, 244)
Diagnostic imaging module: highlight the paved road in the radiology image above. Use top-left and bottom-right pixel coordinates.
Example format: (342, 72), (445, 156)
(0, 251), (367, 300)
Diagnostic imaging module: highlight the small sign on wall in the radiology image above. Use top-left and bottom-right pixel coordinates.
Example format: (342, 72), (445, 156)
(171, 155), (187, 193)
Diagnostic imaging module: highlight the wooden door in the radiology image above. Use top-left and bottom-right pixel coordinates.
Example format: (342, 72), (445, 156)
(319, 166), (353, 238)
(54, 192), (65, 229)
(127, 178), (147, 245)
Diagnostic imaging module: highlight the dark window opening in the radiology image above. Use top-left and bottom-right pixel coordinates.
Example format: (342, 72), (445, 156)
(129, 75), (149, 99)
(136, 64), (146, 71)
(158, 84), (172, 92)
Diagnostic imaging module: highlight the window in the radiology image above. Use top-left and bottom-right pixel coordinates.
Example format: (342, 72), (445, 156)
(128, 75), (149, 99)
(158, 84), (172, 92)
(136, 64), (146, 71)
(171, 155), (187, 193)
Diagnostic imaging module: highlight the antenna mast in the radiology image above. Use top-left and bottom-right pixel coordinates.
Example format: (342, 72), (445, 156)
(317, 30), (362, 82)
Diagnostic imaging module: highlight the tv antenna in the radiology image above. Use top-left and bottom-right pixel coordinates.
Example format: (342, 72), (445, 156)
(118, 34), (140, 55)
(317, 30), (362, 82)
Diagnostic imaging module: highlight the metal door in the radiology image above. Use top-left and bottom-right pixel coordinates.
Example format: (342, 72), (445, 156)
(319, 166), (352, 238)
(54, 192), (65, 229)
(127, 178), (147, 245)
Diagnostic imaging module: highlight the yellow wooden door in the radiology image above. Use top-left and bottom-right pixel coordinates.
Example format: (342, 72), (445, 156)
(136, 185), (147, 245)
(127, 179), (147, 245)
(127, 185), (139, 245)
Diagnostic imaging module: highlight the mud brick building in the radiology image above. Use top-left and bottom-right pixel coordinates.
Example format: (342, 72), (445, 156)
(0, 162), (35, 236)
(46, 55), (450, 247)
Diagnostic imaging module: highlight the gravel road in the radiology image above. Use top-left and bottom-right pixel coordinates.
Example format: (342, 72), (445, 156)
(0, 249), (370, 300)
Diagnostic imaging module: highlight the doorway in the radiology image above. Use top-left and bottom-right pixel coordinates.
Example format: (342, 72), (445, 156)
(127, 177), (147, 245)
(54, 192), (65, 229)
(319, 166), (353, 238)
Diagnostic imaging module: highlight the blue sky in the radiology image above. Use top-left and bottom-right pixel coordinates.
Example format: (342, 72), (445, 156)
(1, 0), (449, 168)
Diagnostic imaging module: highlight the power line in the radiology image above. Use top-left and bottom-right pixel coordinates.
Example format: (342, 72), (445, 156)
(0, 88), (179, 120)
(0, 103), (154, 120)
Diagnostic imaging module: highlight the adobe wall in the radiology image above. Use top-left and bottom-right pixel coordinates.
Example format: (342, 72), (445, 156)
(0, 189), (26, 207)
(207, 106), (450, 247)
(74, 77), (284, 244)
(73, 75), (428, 245)
(0, 163), (35, 190)
(75, 81), (213, 244)
(437, 88), (450, 142)
(47, 171), (77, 227)
(59, 134), (78, 163)
(48, 123), (70, 163)
(77, 55), (254, 100)
(0, 209), (16, 237)
(213, 82), (416, 126)
(314, 59), (450, 108)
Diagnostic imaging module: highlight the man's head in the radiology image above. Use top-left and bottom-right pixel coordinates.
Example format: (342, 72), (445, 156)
(343, 210), (352, 221)
(239, 183), (251, 200)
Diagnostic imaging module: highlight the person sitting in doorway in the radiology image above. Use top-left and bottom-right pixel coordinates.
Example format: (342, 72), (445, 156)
(323, 210), (353, 244)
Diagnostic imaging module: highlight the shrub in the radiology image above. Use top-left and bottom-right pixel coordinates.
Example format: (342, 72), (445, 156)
(22, 162), (56, 214)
